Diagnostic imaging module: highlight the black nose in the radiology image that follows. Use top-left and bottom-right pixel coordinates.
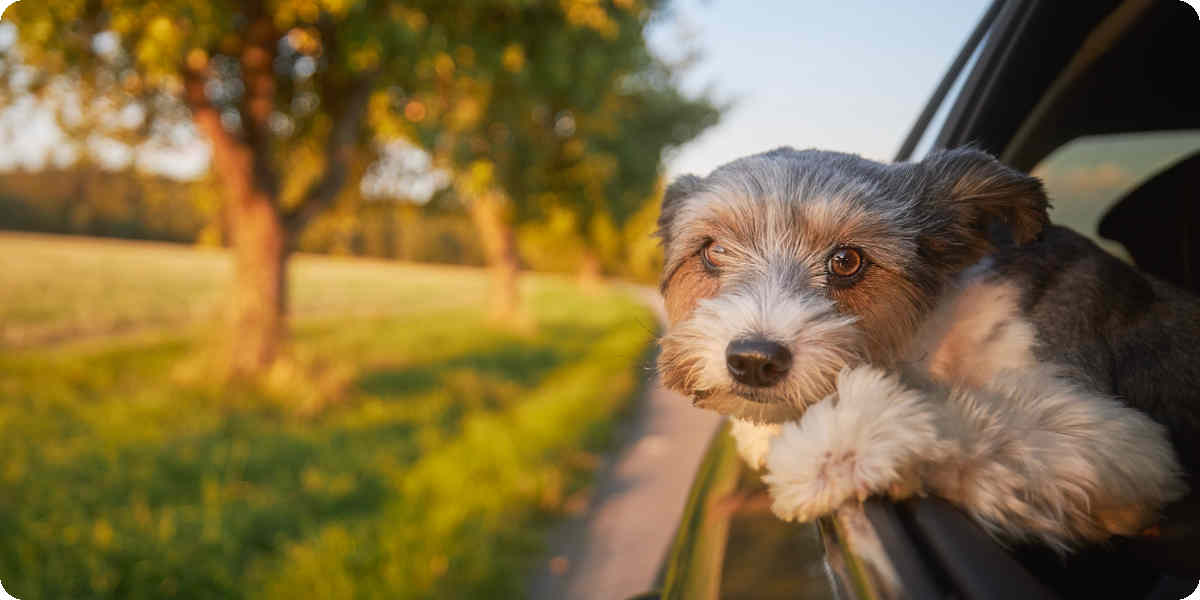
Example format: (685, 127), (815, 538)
(726, 338), (792, 387)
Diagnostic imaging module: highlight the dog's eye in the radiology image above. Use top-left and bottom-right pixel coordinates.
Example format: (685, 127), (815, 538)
(828, 247), (864, 279)
(701, 240), (727, 270)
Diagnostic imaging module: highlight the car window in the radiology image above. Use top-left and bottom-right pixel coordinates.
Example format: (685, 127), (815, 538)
(909, 35), (989, 160)
(1031, 130), (1200, 261)
(719, 471), (835, 600)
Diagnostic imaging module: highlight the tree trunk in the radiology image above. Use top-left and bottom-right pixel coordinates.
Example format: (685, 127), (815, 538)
(578, 249), (603, 288)
(192, 119), (288, 374)
(187, 29), (288, 376)
(228, 190), (288, 373)
(469, 190), (523, 321)
(184, 57), (373, 376)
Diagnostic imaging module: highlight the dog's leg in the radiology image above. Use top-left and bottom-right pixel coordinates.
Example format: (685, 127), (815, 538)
(763, 366), (1186, 550)
(929, 369), (1186, 550)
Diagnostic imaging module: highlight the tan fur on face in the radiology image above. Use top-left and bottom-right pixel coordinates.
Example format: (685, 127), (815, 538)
(657, 184), (936, 420)
(658, 275), (863, 423)
(829, 261), (930, 363)
(663, 258), (720, 325)
(658, 192), (915, 421)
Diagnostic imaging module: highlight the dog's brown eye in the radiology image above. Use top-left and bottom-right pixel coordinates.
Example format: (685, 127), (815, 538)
(828, 248), (864, 278)
(701, 240), (727, 270)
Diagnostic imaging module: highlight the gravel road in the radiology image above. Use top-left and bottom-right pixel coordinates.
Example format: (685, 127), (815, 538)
(527, 288), (723, 600)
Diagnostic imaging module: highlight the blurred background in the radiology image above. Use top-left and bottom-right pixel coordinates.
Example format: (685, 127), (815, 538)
(0, 1), (992, 598)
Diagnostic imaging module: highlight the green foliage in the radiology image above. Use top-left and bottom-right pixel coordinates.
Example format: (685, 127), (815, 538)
(295, 199), (487, 265)
(517, 184), (666, 283)
(7, 0), (426, 131)
(396, 0), (722, 236)
(5, 1), (718, 233)
(0, 234), (656, 599)
(5, 0), (442, 231)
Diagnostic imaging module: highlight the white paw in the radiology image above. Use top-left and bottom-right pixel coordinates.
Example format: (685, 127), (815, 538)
(729, 418), (781, 469)
(763, 366), (949, 522)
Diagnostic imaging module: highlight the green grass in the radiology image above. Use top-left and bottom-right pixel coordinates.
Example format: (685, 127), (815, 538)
(0, 232), (657, 599)
(0, 232), (492, 347)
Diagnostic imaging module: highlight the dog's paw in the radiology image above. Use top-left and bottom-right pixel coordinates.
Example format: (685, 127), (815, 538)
(764, 366), (949, 522)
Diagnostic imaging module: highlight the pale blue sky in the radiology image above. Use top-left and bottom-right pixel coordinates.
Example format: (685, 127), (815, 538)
(649, 0), (991, 176)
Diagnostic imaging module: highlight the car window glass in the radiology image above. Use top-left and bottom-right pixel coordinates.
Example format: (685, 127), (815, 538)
(1032, 130), (1200, 260)
(909, 32), (989, 160)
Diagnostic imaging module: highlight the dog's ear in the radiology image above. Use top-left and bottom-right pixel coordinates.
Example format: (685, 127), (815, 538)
(656, 174), (704, 250)
(920, 147), (1050, 246)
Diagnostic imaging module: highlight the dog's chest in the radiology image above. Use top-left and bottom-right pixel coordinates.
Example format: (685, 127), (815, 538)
(904, 279), (1041, 387)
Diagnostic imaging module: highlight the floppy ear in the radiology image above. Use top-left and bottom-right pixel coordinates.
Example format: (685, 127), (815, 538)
(656, 174), (704, 251)
(920, 147), (1050, 246)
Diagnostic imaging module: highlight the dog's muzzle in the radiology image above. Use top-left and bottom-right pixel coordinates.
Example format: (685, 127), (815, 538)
(657, 277), (863, 423)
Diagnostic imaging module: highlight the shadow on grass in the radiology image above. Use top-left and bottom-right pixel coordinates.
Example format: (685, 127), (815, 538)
(356, 344), (566, 398)
(353, 309), (626, 401)
(1, 412), (406, 600)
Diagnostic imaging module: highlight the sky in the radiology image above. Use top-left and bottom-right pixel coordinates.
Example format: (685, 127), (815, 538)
(648, 0), (992, 176)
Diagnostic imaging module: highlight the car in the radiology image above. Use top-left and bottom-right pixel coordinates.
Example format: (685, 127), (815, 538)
(639, 1), (1200, 598)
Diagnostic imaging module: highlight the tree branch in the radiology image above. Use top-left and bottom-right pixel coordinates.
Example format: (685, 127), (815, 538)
(184, 59), (256, 208)
(283, 72), (376, 235)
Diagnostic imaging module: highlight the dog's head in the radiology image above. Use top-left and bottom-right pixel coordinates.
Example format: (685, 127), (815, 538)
(656, 147), (1049, 423)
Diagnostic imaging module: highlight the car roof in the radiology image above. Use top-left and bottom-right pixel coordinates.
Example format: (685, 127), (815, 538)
(907, 0), (1200, 171)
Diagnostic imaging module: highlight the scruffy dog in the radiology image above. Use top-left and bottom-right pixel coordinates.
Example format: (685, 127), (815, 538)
(656, 146), (1200, 552)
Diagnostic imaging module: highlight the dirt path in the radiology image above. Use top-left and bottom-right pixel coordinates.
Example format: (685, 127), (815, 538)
(527, 288), (722, 600)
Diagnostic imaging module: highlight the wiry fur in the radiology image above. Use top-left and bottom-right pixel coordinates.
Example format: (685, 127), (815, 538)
(764, 367), (951, 522)
(767, 365), (1183, 552)
(656, 146), (1193, 551)
(729, 418), (780, 469)
(659, 277), (861, 423)
(930, 368), (1183, 549)
(904, 275), (1040, 386)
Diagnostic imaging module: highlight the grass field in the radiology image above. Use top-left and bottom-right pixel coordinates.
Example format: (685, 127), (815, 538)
(0, 233), (500, 347)
(0, 232), (656, 599)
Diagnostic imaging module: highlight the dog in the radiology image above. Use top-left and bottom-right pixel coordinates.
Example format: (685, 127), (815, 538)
(655, 146), (1200, 555)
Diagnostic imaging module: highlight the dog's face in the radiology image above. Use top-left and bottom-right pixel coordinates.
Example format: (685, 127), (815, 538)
(657, 147), (1049, 423)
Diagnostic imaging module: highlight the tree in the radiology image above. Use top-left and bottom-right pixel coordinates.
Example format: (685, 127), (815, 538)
(566, 60), (722, 283)
(7, 0), (718, 367)
(6, 1), (453, 373)
(381, 0), (720, 316)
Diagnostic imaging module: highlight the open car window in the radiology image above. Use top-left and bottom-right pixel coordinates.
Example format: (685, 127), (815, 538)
(1033, 130), (1200, 275)
(654, 2), (1200, 599)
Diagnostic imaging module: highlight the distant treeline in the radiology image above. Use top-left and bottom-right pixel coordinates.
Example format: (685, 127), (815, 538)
(0, 168), (209, 243)
(0, 167), (673, 278)
(0, 165), (665, 282)
(0, 165), (664, 281)
(0, 167), (487, 265)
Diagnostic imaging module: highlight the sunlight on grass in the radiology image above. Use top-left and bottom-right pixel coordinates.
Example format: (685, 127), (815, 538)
(0, 234), (657, 599)
(0, 232), (491, 347)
